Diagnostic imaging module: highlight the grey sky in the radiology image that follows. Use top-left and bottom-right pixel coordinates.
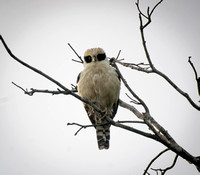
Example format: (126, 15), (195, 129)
(0, 0), (200, 174)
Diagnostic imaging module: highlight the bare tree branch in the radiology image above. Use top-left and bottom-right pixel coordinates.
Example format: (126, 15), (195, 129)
(0, 34), (104, 115)
(119, 91), (200, 171)
(115, 60), (151, 73)
(125, 93), (141, 105)
(110, 58), (150, 113)
(188, 56), (200, 96)
(12, 82), (78, 96)
(1, 0), (200, 173)
(67, 120), (145, 136)
(116, 50), (121, 60)
(135, 0), (148, 19)
(68, 43), (83, 63)
(162, 154), (179, 174)
(119, 99), (144, 120)
(136, 0), (163, 29)
(67, 122), (96, 136)
(151, 154), (179, 175)
(134, 1), (200, 111)
(105, 116), (158, 141)
(143, 149), (170, 175)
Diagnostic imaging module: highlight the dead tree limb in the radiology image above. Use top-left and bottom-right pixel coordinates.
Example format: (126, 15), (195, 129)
(150, 154), (179, 175)
(1, 34), (200, 172)
(1, 0), (200, 173)
(134, 0), (200, 111)
(67, 120), (145, 136)
(143, 149), (170, 175)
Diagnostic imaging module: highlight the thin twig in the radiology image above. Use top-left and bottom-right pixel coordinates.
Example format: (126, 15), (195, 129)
(188, 56), (198, 81)
(151, 154), (179, 175)
(11, 82), (32, 95)
(143, 149), (170, 175)
(135, 0), (148, 19)
(125, 93), (141, 105)
(162, 154), (179, 174)
(188, 56), (200, 96)
(154, 69), (200, 110)
(67, 123), (95, 136)
(67, 120), (146, 136)
(116, 50), (121, 60)
(117, 120), (145, 124)
(116, 60), (152, 73)
(72, 59), (83, 64)
(68, 43), (83, 63)
(150, 0), (163, 16)
(12, 82), (78, 96)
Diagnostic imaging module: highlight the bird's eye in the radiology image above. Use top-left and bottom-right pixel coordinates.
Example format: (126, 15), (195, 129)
(97, 53), (106, 61)
(84, 56), (92, 63)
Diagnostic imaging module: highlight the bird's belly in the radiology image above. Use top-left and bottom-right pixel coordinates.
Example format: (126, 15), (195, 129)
(78, 70), (120, 109)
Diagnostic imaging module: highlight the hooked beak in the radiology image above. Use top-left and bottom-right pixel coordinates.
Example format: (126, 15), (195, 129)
(93, 56), (97, 62)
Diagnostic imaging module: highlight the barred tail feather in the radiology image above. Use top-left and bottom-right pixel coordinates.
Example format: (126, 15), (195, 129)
(96, 126), (110, 150)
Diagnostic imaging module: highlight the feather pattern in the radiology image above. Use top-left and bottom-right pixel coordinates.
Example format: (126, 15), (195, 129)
(77, 48), (120, 149)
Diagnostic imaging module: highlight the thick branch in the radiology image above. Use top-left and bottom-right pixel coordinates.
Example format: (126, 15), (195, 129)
(119, 99), (144, 119)
(120, 100), (200, 170)
(111, 59), (150, 113)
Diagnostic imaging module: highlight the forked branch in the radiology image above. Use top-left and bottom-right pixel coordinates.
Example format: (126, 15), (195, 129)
(134, 0), (200, 110)
(1, 0), (200, 172)
(1, 33), (200, 172)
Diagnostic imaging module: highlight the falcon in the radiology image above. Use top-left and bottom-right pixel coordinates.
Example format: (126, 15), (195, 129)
(77, 48), (120, 149)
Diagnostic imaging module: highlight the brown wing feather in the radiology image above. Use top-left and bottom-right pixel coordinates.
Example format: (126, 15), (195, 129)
(76, 72), (81, 84)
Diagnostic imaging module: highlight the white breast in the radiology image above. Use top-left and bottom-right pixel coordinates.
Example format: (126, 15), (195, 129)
(78, 60), (120, 110)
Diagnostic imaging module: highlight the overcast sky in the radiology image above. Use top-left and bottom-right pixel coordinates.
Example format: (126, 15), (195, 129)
(0, 0), (200, 174)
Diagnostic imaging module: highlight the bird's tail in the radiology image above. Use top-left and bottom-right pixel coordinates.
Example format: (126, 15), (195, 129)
(96, 125), (110, 150)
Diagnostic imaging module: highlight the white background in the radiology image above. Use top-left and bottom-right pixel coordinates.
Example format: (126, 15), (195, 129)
(0, 0), (200, 174)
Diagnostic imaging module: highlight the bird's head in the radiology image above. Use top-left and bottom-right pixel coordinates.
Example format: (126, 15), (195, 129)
(83, 48), (107, 64)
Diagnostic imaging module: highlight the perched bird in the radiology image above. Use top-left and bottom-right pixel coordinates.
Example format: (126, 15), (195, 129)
(77, 48), (120, 150)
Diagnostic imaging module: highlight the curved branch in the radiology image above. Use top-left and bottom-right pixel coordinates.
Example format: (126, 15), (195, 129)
(135, 2), (200, 111)
(188, 56), (200, 96)
(0, 35), (103, 115)
(153, 68), (200, 110)
(151, 154), (179, 175)
(162, 154), (179, 174)
(143, 149), (170, 175)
